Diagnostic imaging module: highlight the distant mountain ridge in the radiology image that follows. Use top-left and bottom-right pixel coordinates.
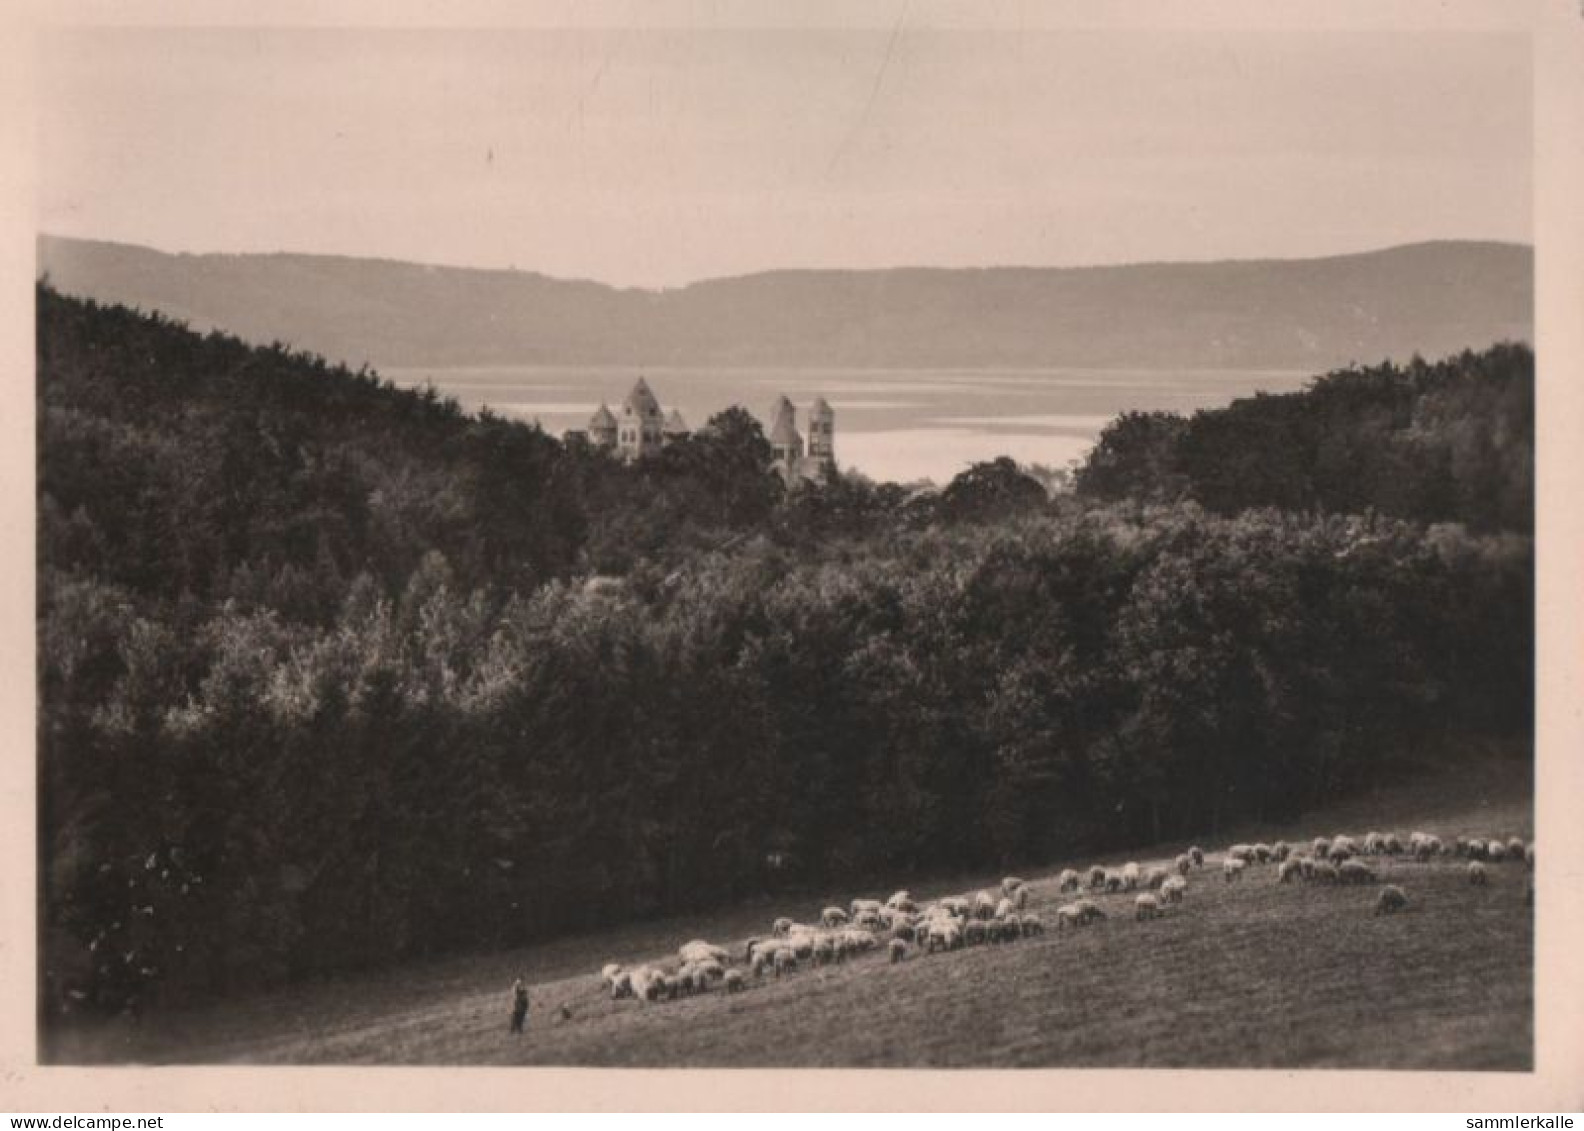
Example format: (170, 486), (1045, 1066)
(36, 235), (1532, 372)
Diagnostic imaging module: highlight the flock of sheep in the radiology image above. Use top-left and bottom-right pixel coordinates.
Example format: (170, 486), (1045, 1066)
(594, 827), (1533, 1007)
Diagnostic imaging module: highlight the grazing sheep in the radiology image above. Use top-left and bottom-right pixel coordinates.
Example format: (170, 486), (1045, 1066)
(1174, 854), (1192, 876)
(926, 920), (963, 953)
(1189, 846), (1205, 868)
(1252, 843), (1273, 863)
(1507, 837), (1526, 860)
(1145, 866), (1170, 891)
(1057, 869), (1082, 893)
(1161, 876), (1187, 904)
(891, 922), (918, 944)
(1088, 866), (1107, 891)
(964, 920), (989, 946)
(851, 898), (883, 918)
(1002, 876), (1027, 898)
(1374, 885), (1409, 915)
(772, 949), (799, 978)
(1327, 844), (1355, 865)
(610, 971), (634, 1000)
(772, 917), (795, 937)
(1310, 861), (1340, 885)
(1277, 858), (1302, 884)
(1383, 833), (1404, 856)
(1487, 841), (1508, 863)
(1223, 858), (1248, 882)
(1135, 894), (1163, 921)
(1272, 841), (1291, 862)
(1227, 844), (1255, 863)
(1021, 913), (1045, 937)
(1339, 859), (1377, 885)
(888, 937), (908, 963)
(1467, 838), (1488, 861)
(1105, 875), (1125, 894)
(1074, 899), (1106, 924)
(1013, 885), (1030, 910)
(886, 890), (915, 911)
(1298, 855), (1315, 880)
(724, 969), (746, 993)
(601, 962), (624, 989)
(1455, 835), (1470, 857)
(1333, 835), (1359, 857)
(994, 897), (1016, 920)
(854, 909), (884, 931)
(1121, 862), (1142, 891)
(1056, 900), (1106, 930)
(750, 951), (770, 978)
(1363, 832), (1386, 855)
(972, 891), (999, 920)
(940, 896), (971, 917)
(821, 906), (849, 928)
(1468, 861), (1488, 886)
(1413, 840), (1435, 864)
(678, 940), (730, 966)
(811, 937), (836, 967)
(990, 916), (1021, 943)
(1313, 837), (1331, 860)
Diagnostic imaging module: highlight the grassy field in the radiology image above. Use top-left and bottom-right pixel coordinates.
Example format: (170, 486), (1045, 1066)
(46, 754), (1533, 1068)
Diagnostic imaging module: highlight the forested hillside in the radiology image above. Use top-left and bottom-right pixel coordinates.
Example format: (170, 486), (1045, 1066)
(38, 236), (1533, 371)
(37, 287), (1531, 1020)
(1075, 345), (1533, 533)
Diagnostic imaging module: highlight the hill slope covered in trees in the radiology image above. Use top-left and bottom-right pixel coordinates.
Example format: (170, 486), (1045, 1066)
(38, 288), (1531, 1023)
(38, 235), (1533, 371)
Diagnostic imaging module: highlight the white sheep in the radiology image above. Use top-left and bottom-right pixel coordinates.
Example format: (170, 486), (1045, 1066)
(610, 971), (634, 1000)
(994, 897), (1016, 920)
(1001, 876), (1027, 898)
(1272, 840), (1291, 862)
(1277, 858), (1301, 884)
(1145, 866), (1170, 890)
(1135, 893), (1163, 921)
(1310, 861), (1339, 884)
(1468, 861), (1488, 886)
(1506, 837), (1526, 860)
(1174, 853), (1192, 876)
(1338, 859), (1376, 885)
(1057, 868), (1081, 893)
(1188, 846), (1205, 867)
(678, 940), (730, 966)
(1227, 844), (1255, 863)
(1160, 876), (1187, 904)
(1223, 858), (1248, 882)
(851, 898), (884, 917)
(1121, 862), (1142, 891)
(1487, 841), (1508, 863)
(1021, 912), (1045, 937)
(972, 890), (998, 920)
(1252, 843), (1273, 863)
(772, 917), (795, 937)
(821, 906), (849, 928)
(886, 890), (916, 912)
(600, 962), (624, 988)
(1087, 866), (1107, 890)
(888, 937), (908, 963)
(724, 969), (746, 993)
(1013, 885), (1030, 910)
(1374, 885), (1409, 915)
(772, 948), (799, 977)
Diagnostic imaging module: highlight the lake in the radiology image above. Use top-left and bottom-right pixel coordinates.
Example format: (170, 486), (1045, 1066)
(381, 365), (1315, 485)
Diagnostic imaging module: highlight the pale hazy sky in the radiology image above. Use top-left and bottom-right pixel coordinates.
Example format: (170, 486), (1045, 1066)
(37, 27), (1531, 289)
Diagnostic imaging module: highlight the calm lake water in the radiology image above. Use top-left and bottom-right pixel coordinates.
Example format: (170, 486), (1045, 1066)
(382, 365), (1314, 485)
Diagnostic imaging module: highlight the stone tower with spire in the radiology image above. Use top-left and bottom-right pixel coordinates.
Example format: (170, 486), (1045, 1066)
(617, 377), (665, 460)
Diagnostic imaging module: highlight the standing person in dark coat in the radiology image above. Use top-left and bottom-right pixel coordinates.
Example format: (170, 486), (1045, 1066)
(510, 978), (530, 1035)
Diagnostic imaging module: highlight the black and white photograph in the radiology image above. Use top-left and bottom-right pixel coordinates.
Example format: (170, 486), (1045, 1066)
(10, 0), (1584, 1107)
